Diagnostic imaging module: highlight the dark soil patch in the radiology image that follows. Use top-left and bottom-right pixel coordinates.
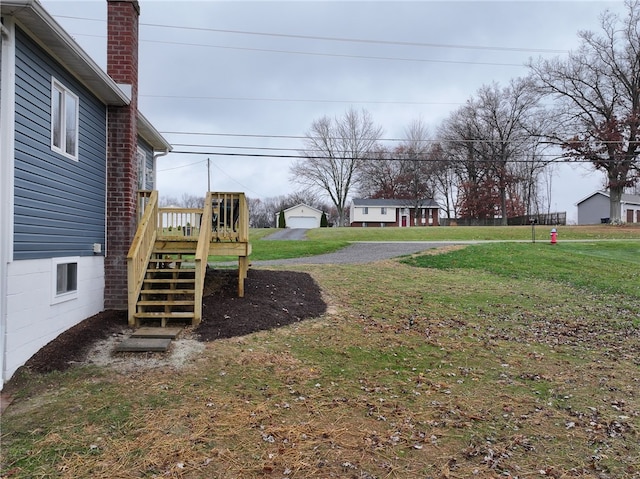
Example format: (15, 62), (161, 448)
(20, 269), (325, 375)
(22, 310), (127, 374)
(197, 269), (326, 340)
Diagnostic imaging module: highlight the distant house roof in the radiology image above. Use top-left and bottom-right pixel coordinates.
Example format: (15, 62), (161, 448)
(283, 204), (323, 214)
(1, 0), (171, 153)
(352, 198), (440, 208)
(576, 190), (640, 206)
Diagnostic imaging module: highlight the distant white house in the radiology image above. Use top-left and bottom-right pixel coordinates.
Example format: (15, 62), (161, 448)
(279, 204), (323, 229)
(350, 198), (440, 227)
(576, 191), (640, 224)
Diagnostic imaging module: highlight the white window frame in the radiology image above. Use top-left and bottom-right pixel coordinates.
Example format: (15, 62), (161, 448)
(381, 207), (387, 215)
(51, 257), (79, 304)
(363, 207), (369, 215)
(51, 78), (79, 160)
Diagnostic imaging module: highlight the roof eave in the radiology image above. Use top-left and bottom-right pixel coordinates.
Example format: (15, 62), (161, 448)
(2, 0), (129, 106)
(138, 113), (172, 152)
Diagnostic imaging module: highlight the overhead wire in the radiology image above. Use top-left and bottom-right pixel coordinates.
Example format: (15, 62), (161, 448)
(52, 14), (568, 54)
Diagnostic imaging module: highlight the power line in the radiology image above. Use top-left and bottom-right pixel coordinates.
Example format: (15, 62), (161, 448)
(166, 150), (599, 162)
(141, 23), (568, 54)
(141, 94), (463, 106)
(52, 14), (568, 54)
(156, 158), (207, 172)
(71, 32), (525, 67)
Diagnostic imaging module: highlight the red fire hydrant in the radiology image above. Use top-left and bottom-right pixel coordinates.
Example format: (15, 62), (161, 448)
(550, 228), (558, 245)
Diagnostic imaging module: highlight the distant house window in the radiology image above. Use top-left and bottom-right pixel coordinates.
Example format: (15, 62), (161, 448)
(363, 207), (369, 214)
(381, 207), (387, 215)
(52, 257), (79, 303)
(51, 79), (79, 160)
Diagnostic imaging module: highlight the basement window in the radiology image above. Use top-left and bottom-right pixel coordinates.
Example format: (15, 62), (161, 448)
(51, 78), (79, 160)
(52, 257), (79, 304)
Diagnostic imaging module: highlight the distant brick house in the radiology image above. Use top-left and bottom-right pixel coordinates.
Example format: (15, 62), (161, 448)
(350, 198), (440, 227)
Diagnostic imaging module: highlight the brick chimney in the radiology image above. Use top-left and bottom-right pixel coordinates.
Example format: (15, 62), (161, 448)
(105, 0), (140, 309)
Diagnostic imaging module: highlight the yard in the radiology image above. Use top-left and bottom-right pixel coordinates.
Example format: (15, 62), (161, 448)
(1, 227), (640, 478)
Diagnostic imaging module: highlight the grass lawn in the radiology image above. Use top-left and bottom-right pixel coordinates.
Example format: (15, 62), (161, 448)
(209, 224), (640, 263)
(2, 239), (640, 478)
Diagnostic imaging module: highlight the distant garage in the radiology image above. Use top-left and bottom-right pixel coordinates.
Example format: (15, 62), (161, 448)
(283, 204), (323, 229)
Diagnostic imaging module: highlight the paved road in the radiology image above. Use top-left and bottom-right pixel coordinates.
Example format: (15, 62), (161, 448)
(251, 241), (463, 267)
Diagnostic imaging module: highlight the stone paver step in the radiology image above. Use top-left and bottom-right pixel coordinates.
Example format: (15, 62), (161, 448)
(115, 338), (172, 353)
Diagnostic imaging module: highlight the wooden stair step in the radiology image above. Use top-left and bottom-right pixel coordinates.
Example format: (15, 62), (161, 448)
(131, 327), (183, 339)
(137, 300), (194, 306)
(140, 289), (195, 295)
(134, 312), (195, 319)
(143, 278), (195, 284)
(146, 268), (194, 273)
(152, 250), (195, 255)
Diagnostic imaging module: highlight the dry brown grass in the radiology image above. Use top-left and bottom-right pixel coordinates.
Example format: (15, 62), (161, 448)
(2, 256), (640, 478)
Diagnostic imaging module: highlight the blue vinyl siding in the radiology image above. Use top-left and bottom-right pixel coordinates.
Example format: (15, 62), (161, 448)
(13, 27), (106, 260)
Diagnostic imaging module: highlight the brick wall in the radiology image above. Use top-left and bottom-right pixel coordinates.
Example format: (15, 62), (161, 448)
(104, 0), (140, 309)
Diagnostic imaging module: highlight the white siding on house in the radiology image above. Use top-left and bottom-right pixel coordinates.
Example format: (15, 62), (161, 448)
(352, 206), (396, 223)
(4, 256), (104, 382)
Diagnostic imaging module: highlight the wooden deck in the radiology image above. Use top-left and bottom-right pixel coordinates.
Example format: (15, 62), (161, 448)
(127, 191), (251, 327)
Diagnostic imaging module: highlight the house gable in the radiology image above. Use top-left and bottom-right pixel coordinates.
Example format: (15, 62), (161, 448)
(283, 204), (323, 229)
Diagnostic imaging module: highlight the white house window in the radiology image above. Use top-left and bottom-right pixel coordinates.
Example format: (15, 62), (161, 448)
(363, 207), (369, 214)
(51, 79), (79, 160)
(381, 207), (387, 215)
(52, 257), (79, 303)
(137, 147), (147, 190)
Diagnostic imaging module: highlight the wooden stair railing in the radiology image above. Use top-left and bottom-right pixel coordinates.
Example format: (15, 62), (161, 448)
(193, 193), (214, 325)
(127, 191), (159, 327)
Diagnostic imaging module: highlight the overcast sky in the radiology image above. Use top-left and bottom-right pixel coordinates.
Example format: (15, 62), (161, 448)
(41, 0), (628, 222)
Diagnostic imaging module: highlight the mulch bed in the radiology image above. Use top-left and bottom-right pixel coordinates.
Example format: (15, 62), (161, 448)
(20, 269), (326, 375)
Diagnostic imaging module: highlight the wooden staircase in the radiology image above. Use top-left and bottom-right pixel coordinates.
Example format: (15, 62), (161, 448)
(127, 191), (251, 328)
(132, 247), (197, 327)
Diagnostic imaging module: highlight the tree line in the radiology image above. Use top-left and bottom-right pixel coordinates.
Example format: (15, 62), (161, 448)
(290, 1), (640, 225)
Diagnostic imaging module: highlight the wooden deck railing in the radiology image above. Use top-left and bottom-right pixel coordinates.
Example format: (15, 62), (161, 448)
(127, 190), (159, 326)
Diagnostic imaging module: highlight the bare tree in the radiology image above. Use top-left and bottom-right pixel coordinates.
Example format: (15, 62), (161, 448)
(428, 142), (457, 219)
(159, 194), (204, 208)
(291, 108), (383, 226)
(529, 0), (640, 222)
(439, 79), (542, 223)
(357, 146), (406, 198)
(395, 119), (439, 225)
(181, 193), (205, 209)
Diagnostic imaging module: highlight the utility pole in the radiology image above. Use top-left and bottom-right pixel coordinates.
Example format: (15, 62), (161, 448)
(207, 157), (211, 192)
